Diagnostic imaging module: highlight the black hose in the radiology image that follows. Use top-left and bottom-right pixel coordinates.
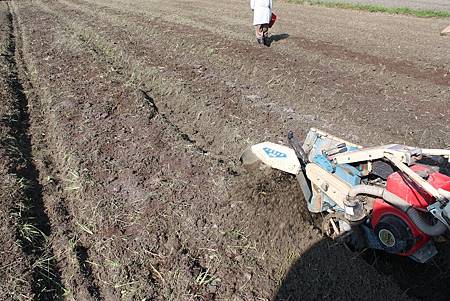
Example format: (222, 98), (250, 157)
(406, 207), (447, 236)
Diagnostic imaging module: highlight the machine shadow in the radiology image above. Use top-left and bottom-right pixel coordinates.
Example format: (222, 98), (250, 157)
(273, 239), (404, 301)
(273, 238), (450, 301)
(268, 33), (289, 46)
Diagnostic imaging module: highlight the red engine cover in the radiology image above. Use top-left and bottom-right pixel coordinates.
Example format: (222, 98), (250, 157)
(371, 164), (450, 256)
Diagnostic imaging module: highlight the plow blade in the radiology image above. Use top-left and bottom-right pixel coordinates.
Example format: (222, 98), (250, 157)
(240, 142), (301, 175)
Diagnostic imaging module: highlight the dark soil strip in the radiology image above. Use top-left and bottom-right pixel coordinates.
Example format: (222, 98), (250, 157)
(3, 3), (65, 299)
(160, 113), (209, 155)
(136, 89), (207, 154)
(75, 245), (103, 300)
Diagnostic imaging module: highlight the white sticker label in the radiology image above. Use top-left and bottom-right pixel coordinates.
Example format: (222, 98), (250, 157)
(345, 206), (354, 215)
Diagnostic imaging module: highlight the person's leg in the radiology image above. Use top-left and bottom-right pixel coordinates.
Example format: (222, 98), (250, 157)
(255, 25), (264, 44)
(262, 24), (269, 46)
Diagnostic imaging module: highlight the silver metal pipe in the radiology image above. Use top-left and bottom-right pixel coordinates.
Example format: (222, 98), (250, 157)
(348, 185), (447, 236)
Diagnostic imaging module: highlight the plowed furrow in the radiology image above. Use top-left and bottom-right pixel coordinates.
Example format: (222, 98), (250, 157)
(2, 2), (66, 299)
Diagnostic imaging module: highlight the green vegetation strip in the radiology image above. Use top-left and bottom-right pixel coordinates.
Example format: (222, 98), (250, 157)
(287, 0), (450, 18)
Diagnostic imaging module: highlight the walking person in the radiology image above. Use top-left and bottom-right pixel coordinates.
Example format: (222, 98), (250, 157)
(250, 0), (273, 46)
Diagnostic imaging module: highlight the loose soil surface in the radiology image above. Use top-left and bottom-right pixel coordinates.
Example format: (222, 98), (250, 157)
(1, 0), (449, 300)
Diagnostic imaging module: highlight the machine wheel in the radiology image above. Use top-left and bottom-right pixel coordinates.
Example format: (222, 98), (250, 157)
(321, 213), (350, 240)
(322, 213), (367, 251)
(374, 214), (415, 253)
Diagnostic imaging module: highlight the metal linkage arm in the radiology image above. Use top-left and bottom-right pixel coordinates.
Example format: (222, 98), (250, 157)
(421, 149), (450, 162)
(385, 155), (444, 201)
(332, 144), (421, 165)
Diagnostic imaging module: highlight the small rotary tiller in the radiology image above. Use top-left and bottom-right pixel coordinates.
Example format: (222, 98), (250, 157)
(241, 128), (450, 262)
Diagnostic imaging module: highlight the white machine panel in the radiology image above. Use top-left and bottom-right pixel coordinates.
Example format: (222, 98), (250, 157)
(250, 142), (301, 175)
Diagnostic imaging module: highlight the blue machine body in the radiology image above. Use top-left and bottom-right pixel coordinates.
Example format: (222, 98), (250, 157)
(306, 134), (362, 213)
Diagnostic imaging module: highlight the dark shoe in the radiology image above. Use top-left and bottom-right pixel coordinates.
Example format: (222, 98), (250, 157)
(263, 36), (270, 47)
(257, 37), (263, 45)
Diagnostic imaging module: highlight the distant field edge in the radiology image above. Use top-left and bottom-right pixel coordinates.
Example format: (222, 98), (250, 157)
(286, 0), (450, 18)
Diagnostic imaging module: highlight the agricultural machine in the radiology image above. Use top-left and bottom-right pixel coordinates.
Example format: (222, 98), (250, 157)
(241, 128), (450, 262)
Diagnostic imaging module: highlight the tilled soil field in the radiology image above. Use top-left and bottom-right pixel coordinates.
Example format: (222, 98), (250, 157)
(1, 0), (449, 300)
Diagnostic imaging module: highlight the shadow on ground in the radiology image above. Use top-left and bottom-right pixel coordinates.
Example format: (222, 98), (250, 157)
(273, 238), (450, 301)
(272, 239), (409, 301)
(360, 243), (450, 301)
(268, 33), (289, 46)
